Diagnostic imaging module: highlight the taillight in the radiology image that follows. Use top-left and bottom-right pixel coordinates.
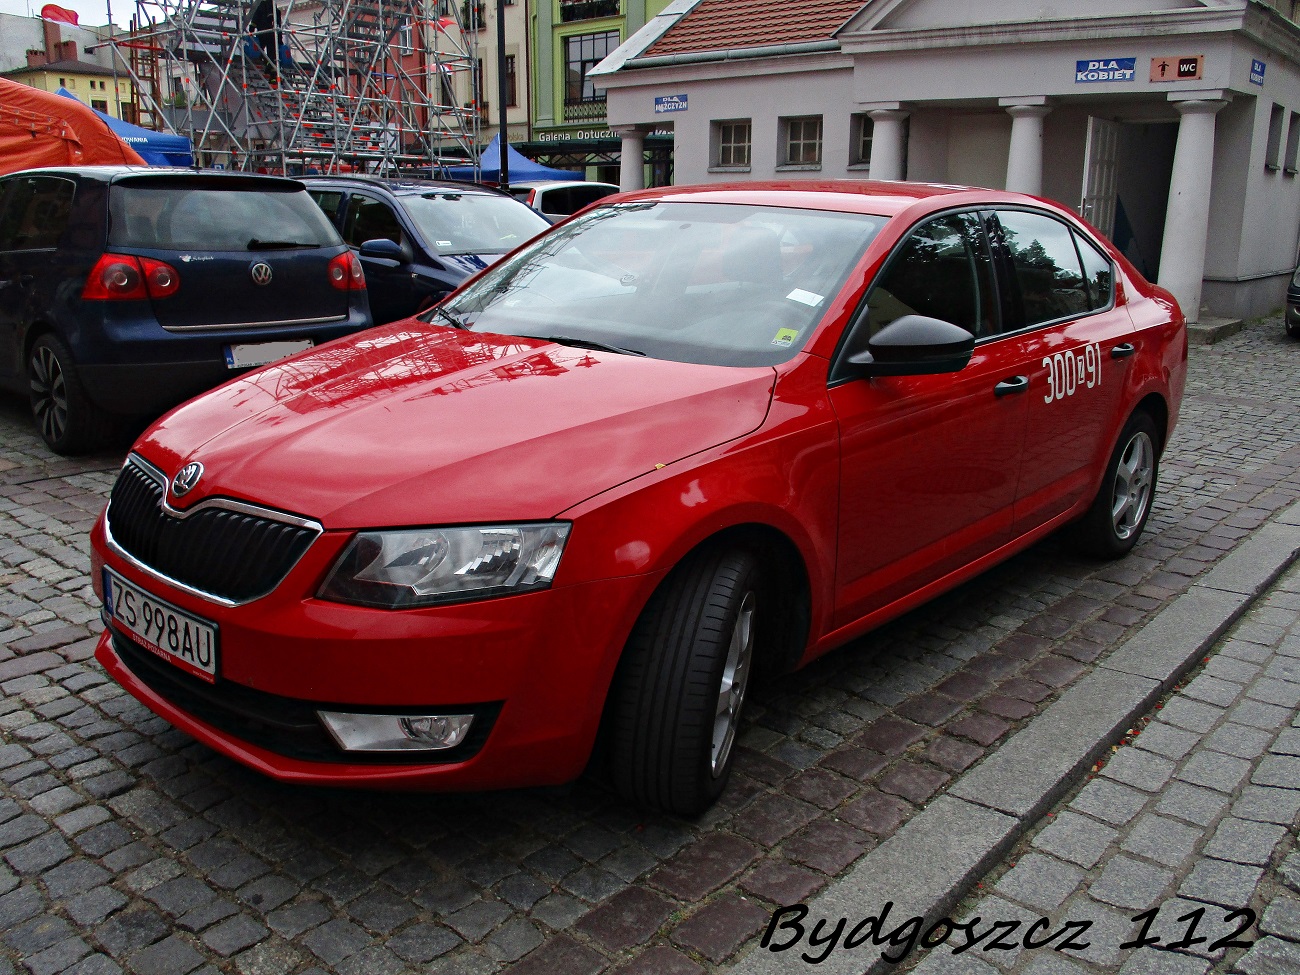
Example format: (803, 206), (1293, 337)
(141, 257), (180, 298)
(82, 254), (180, 300)
(527, 190), (537, 206)
(328, 252), (366, 291)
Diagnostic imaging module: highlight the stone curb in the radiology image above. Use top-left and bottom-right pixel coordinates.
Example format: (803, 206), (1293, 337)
(726, 502), (1300, 975)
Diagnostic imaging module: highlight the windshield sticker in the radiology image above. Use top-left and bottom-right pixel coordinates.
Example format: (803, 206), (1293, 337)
(772, 328), (800, 347)
(786, 289), (823, 307)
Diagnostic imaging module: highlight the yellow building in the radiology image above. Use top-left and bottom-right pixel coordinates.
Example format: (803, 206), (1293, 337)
(3, 61), (135, 122)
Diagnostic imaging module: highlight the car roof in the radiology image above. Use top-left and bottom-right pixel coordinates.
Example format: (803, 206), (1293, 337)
(610, 179), (1042, 218)
(300, 174), (511, 198)
(509, 180), (620, 191)
(1, 166), (303, 189)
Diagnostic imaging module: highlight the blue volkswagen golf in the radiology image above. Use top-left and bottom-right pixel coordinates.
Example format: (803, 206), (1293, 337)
(0, 167), (372, 454)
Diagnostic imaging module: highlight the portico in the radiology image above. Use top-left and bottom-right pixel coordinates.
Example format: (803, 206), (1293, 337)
(595, 0), (1300, 321)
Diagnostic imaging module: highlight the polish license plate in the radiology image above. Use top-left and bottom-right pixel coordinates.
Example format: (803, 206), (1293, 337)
(224, 340), (313, 369)
(103, 568), (219, 683)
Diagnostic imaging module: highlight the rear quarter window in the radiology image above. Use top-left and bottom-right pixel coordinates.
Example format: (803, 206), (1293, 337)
(109, 183), (342, 251)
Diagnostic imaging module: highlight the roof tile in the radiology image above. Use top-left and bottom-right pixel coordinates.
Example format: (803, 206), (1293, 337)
(646, 0), (865, 57)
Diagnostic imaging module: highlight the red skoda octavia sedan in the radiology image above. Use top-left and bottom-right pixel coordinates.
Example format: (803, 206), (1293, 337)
(90, 182), (1186, 816)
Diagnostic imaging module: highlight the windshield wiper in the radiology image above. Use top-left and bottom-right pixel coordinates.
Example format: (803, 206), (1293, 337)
(426, 305), (468, 329)
(543, 335), (645, 357)
(247, 239), (321, 250)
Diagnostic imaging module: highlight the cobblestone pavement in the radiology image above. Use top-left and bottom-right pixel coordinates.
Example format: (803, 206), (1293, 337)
(0, 319), (1298, 975)
(908, 560), (1300, 975)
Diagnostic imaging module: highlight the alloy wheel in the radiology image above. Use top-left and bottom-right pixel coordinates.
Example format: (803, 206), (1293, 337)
(711, 590), (755, 776)
(1111, 431), (1154, 540)
(30, 345), (68, 445)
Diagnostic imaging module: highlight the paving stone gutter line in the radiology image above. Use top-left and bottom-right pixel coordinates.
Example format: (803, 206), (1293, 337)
(726, 501), (1300, 975)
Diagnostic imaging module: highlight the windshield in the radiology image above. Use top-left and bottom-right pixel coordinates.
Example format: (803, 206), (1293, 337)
(109, 185), (341, 251)
(430, 201), (884, 367)
(400, 192), (550, 255)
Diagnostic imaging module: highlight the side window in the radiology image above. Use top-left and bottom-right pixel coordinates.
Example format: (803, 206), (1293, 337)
(863, 211), (997, 340)
(0, 177), (75, 251)
(308, 190), (343, 221)
(342, 195), (404, 247)
(997, 210), (1090, 327)
(1074, 230), (1114, 311)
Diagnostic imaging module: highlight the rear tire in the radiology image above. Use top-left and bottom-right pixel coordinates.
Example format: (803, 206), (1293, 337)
(1070, 410), (1160, 559)
(27, 333), (112, 455)
(609, 547), (761, 817)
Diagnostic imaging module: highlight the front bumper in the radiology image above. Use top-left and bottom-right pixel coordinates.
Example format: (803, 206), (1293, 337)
(92, 516), (656, 789)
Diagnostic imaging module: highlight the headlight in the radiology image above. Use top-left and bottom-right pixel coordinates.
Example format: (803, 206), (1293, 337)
(1292, 266), (1300, 288)
(318, 523), (571, 609)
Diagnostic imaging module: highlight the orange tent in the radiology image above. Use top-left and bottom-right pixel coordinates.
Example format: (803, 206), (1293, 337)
(0, 76), (145, 175)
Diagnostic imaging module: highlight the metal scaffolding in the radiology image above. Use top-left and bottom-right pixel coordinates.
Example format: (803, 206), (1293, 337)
(108, 0), (481, 173)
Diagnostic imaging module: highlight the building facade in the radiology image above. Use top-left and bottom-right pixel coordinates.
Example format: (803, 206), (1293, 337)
(1, 14), (135, 121)
(528, 0), (674, 181)
(596, 0), (1300, 322)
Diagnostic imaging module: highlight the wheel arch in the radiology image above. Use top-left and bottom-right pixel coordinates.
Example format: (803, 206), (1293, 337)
(1134, 391), (1169, 454)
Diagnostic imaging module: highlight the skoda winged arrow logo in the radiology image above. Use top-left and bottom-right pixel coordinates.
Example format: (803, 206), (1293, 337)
(250, 262), (273, 286)
(171, 462), (203, 498)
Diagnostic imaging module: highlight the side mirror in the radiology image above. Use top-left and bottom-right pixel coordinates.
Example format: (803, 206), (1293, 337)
(359, 238), (405, 262)
(847, 315), (976, 376)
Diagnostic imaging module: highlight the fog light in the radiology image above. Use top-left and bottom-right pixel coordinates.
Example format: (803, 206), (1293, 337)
(318, 711), (475, 752)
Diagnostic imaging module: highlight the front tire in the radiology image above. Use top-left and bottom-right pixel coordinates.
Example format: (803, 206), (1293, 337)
(27, 334), (112, 455)
(609, 547), (761, 817)
(1071, 411), (1160, 559)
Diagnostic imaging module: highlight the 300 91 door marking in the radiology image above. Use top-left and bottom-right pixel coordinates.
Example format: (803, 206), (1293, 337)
(1043, 342), (1102, 404)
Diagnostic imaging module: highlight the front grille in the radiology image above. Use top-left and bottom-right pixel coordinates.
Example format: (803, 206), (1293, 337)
(105, 458), (319, 603)
(111, 630), (499, 765)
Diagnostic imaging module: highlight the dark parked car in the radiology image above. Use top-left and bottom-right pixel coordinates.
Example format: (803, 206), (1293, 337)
(302, 175), (551, 326)
(0, 167), (372, 454)
(1287, 264), (1300, 337)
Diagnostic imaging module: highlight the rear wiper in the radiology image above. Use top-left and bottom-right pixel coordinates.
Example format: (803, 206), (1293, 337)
(247, 239), (321, 250)
(543, 335), (645, 357)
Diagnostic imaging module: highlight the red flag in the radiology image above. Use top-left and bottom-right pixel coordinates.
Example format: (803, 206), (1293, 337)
(41, 4), (80, 25)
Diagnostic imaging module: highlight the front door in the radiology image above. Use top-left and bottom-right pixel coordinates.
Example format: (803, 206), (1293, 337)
(340, 193), (414, 325)
(829, 210), (1032, 628)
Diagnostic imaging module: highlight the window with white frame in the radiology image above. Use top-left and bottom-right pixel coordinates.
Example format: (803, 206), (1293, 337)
(850, 114), (873, 166)
(713, 119), (751, 169)
(781, 115), (822, 167)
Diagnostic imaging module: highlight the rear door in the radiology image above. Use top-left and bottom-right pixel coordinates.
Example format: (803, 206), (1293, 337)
(990, 208), (1134, 535)
(108, 176), (350, 331)
(0, 175), (77, 379)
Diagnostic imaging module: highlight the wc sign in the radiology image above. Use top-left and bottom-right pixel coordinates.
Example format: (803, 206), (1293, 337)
(1076, 58), (1137, 83)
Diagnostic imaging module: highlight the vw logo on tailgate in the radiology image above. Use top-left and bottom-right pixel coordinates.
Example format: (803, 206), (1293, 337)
(250, 262), (273, 286)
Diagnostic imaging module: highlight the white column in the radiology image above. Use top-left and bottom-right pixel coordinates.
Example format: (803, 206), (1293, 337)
(613, 126), (646, 191)
(868, 110), (909, 181)
(1003, 104), (1052, 195)
(1157, 98), (1227, 323)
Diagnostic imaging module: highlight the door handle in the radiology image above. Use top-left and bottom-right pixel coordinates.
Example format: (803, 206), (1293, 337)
(17, 274), (33, 288)
(1111, 342), (1136, 359)
(994, 375), (1029, 397)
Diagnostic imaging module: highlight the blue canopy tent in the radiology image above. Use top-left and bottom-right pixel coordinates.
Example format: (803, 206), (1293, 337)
(442, 134), (579, 183)
(57, 89), (194, 167)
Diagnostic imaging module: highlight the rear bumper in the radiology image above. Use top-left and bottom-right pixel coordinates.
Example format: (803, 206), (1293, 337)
(76, 311), (372, 415)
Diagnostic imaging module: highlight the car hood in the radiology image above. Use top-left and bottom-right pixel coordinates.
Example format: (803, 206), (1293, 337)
(138, 324), (776, 528)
